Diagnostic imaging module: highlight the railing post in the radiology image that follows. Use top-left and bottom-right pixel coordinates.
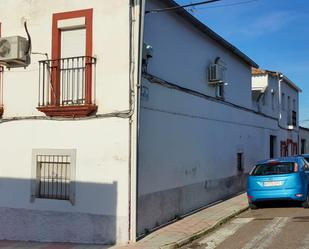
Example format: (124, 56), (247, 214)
(51, 59), (61, 106)
(85, 56), (92, 105)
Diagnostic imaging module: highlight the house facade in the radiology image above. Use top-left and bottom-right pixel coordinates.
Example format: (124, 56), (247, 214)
(0, 0), (143, 244)
(300, 126), (309, 154)
(137, 0), (301, 237)
(0, 0), (302, 245)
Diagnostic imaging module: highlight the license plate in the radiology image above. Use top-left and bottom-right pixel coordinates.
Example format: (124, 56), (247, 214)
(263, 181), (283, 187)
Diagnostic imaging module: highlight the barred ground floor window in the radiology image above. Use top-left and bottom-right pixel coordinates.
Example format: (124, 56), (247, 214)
(31, 149), (76, 204)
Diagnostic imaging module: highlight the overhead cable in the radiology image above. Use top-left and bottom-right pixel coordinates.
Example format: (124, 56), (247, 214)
(145, 0), (221, 14)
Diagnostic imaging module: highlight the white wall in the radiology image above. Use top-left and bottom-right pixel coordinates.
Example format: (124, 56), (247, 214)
(300, 127), (309, 154)
(280, 79), (299, 129)
(0, 0), (134, 244)
(252, 73), (299, 156)
(143, 0), (253, 109)
(1, 0), (131, 117)
(137, 0), (281, 236)
(252, 75), (279, 118)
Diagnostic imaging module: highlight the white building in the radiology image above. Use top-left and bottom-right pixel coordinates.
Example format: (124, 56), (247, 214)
(300, 126), (309, 154)
(0, 0), (143, 245)
(252, 68), (301, 157)
(137, 0), (301, 238)
(0, 0), (302, 245)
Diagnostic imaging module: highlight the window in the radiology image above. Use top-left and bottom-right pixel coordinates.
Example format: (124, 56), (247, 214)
(37, 9), (97, 117)
(31, 149), (76, 204)
(293, 99), (296, 111)
(287, 96), (291, 110)
(281, 141), (288, 157)
(251, 162), (295, 176)
(216, 84), (224, 98)
(292, 110), (297, 126)
(301, 139), (306, 154)
(237, 153), (244, 172)
(281, 93), (285, 110)
(270, 135), (276, 158)
(262, 92), (267, 106)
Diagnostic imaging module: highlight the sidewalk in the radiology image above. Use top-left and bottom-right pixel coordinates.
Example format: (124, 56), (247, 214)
(119, 192), (248, 249)
(0, 193), (248, 249)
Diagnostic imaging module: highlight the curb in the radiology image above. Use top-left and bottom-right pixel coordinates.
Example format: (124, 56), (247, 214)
(159, 205), (249, 249)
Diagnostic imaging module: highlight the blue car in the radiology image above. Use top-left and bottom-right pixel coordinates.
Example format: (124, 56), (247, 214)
(247, 156), (309, 209)
(302, 154), (309, 164)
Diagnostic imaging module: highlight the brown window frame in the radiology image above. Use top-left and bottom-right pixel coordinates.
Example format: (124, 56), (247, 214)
(37, 9), (97, 117)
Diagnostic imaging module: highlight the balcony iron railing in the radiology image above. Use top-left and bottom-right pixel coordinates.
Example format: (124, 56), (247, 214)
(38, 56), (96, 107)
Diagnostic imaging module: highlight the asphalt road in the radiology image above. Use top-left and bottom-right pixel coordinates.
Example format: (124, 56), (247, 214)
(182, 201), (309, 249)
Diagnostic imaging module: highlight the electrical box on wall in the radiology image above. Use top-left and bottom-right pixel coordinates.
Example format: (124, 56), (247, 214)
(0, 36), (30, 68)
(142, 43), (153, 61)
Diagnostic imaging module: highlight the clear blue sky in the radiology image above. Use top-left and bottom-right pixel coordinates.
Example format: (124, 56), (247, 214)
(175, 0), (309, 126)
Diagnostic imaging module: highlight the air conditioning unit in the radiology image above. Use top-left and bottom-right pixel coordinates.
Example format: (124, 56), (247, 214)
(208, 63), (225, 84)
(0, 36), (30, 68)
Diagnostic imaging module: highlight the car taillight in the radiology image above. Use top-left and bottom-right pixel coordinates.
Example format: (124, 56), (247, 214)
(247, 195), (253, 200)
(294, 163), (299, 172)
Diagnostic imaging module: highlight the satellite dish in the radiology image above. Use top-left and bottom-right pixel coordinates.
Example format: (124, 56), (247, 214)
(0, 39), (11, 57)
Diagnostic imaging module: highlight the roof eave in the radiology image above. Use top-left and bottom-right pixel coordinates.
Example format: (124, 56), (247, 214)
(282, 76), (302, 93)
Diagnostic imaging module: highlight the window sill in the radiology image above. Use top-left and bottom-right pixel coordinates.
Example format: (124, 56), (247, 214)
(37, 104), (98, 117)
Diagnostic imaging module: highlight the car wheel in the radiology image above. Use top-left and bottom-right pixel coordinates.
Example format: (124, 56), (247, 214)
(249, 202), (258, 210)
(302, 193), (309, 209)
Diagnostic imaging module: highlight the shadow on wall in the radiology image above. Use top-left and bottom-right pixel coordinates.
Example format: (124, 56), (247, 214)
(137, 173), (247, 237)
(0, 178), (118, 245)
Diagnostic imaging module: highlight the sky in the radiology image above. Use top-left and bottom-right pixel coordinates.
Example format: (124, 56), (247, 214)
(175, 0), (309, 126)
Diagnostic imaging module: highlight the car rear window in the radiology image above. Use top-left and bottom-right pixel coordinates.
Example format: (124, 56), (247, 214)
(251, 162), (295, 176)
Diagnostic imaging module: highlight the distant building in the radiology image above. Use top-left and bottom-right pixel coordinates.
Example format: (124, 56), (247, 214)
(252, 68), (301, 157)
(300, 126), (309, 154)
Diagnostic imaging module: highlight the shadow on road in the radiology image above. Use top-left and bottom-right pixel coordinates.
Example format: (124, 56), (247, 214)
(256, 200), (303, 209)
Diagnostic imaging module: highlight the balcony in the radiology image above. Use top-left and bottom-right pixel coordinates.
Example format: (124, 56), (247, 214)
(37, 56), (97, 117)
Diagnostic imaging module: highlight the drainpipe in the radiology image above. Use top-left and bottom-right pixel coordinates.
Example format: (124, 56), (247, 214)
(278, 73), (286, 131)
(128, 0), (145, 243)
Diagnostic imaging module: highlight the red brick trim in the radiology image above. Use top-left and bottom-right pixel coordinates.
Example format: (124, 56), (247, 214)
(39, 9), (96, 117)
(281, 139), (298, 156)
(281, 141), (287, 157)
(37, 104), (97, 118)
(51, 9), (93, 105)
